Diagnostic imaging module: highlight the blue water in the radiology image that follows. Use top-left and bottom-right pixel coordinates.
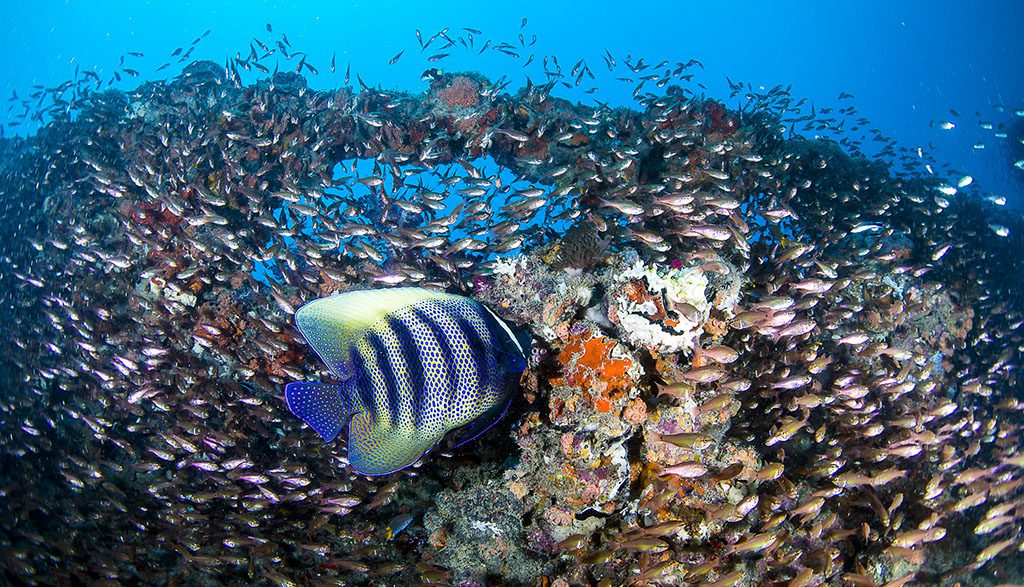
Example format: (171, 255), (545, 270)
(253, 156), (568, 285)
(2, 0), (1022, 205)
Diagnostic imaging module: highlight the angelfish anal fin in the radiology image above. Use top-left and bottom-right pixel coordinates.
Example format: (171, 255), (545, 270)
(284, 381), (354, 443)
(447, 394), (513, 450)
(347, 413), (443, 476)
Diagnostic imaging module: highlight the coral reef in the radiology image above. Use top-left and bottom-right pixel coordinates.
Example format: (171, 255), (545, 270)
(609, 254), (713, 355)
(476, 254), (596, 343)
(424, 482), (547, 585)
(544, 220), (609, 271)
(0, 25), (1021, 587)
(434, 75), (482, 109)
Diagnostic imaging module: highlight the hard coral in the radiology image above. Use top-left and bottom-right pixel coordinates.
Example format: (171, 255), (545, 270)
(478, 254), (595, 343)
(423, 483), (548, 585)
(436, 76), (481, 108)
(544, 221), (608, 271)
(507, 415), (632, 543)
(609, 255), (712, 355)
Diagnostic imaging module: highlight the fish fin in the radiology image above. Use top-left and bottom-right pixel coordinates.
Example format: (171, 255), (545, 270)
(447, 394), (513, 449)
(347, 413), (443, 476)
(284, 381), (355, 443)
(512, 326), (533, 361)
(479, 303), (530, 372)
(294, 287), (453, 379)
(498, 347), (527, 374)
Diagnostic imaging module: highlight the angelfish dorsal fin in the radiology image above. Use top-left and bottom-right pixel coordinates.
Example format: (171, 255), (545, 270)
(294, 287), (448, 379)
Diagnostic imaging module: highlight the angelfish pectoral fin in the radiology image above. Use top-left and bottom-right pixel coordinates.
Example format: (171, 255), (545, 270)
(284, 381), (354, 443)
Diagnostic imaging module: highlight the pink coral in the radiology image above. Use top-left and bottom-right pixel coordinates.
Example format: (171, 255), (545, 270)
(543, 507), (574, 526)
(622, 398), (647, 425)
(436, 76), (480, 108)
(560, 432), (575, 457)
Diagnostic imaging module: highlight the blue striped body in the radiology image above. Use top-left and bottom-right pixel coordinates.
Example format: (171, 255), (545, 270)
(284, 288), (527, 476)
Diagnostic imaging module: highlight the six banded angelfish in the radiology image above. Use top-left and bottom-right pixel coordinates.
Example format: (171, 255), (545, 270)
(285, 287), (530, 476)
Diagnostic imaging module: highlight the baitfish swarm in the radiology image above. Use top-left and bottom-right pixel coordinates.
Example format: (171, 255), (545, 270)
(0, 20), (1023, 587)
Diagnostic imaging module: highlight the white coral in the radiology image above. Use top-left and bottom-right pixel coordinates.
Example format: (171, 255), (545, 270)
(491, 255), (525, 276)
(612, 260), (710, 354)
(469, 520), (503, 536)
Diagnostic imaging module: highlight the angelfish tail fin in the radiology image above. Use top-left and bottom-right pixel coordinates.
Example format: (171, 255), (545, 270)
(284, 381), (355, 442)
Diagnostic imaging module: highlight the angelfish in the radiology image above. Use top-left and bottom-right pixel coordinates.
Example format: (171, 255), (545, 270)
(284, 287), (529, 476)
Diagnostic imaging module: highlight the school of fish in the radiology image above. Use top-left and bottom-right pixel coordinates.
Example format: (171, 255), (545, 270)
(0, 20), (1023, 587)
